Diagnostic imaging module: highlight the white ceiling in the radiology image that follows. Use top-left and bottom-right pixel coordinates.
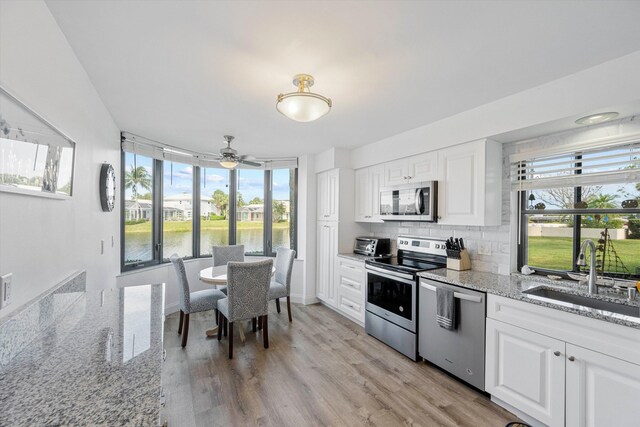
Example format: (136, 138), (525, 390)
(45, 0), (640, 158)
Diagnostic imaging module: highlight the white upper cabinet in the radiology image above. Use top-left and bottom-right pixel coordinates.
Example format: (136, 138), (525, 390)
(437, 139), (502, 226)
(355, 164), (384, 222)
(317, 168), (339, 221)
(384, 152), (438, 186)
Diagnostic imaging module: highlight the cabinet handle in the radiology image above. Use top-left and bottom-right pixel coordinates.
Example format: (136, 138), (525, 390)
(163, 349), (167, 361)
(568, 356), (575, 362)
(553, 351), (561, 357)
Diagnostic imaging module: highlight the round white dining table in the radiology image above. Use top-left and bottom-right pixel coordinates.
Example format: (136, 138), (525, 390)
(199, 264), (276, 341)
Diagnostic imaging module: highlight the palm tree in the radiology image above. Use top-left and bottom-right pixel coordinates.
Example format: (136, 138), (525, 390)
(586, 193), (617, 209)
(124, 166), (151, 221)
(124, 166), (151, 200)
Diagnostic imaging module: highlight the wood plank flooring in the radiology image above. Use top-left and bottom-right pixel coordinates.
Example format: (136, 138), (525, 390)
(161, 303), (518, 427)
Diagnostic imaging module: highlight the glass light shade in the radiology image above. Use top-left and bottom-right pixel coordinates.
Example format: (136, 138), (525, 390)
(219, 159), (238, 169)
(276, 92), (331, 123)
(575, 112), (619, 125)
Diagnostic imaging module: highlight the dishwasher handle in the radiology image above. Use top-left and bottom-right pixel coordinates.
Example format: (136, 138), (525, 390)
(420, 282), (483, 303)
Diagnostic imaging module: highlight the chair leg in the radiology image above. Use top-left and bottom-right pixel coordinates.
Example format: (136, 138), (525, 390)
(262, 315), (269, 349)
(223, 317), (228, 337)
(228, 321), (234, 359)
(217, 312), (223, 341)
(275, 298), (281, 313)
(178, 310), (184, 334)
(287, 296), (293, 322)
(252, 317), (257, 332)
(215, 309), (219, 325)
(181, 313), (190, 348)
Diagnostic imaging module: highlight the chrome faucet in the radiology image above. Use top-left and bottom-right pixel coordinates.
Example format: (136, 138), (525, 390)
(576, 239), (598, 295)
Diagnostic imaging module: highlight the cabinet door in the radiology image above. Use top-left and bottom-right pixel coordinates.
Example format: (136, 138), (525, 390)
(316, 222), (337, 307)
(317, 171), (329, 220)
(384, 159), (408, 186)
(408, 152), (437, 183)
(566, 343), (640, 427)
(316, 223), (328, 301)
(438, 141), (484, 225)
(486, 319), (565, 427)
(369, 165), (384, 221)
(354, 168), (371, 222)
(325, 169), (339, 221)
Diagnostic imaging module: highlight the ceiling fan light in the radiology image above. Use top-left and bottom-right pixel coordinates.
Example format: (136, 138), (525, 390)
(276, 74), (331, 123)
(219, 159), (238, 169)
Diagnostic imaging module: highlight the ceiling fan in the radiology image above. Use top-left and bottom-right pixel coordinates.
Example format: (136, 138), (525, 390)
(211, 135), (261, 169)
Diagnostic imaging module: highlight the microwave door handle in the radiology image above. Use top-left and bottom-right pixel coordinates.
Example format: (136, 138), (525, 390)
(415, 188), (424, 214)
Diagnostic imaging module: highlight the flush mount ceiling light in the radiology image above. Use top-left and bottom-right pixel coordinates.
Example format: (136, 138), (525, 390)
(575, 112), (619, 125)
(276, 74), (332, 122)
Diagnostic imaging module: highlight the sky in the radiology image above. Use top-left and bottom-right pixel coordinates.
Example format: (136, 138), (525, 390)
(124, 153), (291, 201)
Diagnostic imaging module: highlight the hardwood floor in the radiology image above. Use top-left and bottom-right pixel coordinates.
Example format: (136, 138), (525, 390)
(161, 303), (518, 427)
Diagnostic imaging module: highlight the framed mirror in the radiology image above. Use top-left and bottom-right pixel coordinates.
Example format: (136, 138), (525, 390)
(0, 85), (76, 198)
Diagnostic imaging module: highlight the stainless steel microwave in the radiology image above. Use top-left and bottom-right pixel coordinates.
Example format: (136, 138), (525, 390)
(379, 181), (438, 222)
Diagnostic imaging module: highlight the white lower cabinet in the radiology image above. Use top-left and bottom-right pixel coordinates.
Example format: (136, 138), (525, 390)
(316, 222), (338, 307)
(485, 318), (565, 427)
(335, 257), (365, 323)
(486, 294), (640, 427)
(565, 343), (640, 427)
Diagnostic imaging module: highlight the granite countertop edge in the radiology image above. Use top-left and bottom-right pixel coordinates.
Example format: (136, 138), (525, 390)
(418, 269), (640, 330)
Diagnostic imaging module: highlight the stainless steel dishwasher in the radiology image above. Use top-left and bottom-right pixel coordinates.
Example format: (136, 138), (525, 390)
(418, 277), (486, 390)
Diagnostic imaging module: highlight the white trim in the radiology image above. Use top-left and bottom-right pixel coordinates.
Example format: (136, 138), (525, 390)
(0, 185), (71, 200)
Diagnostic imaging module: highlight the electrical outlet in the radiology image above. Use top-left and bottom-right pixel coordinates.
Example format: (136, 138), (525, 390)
(1, 273), (13, 308)
(478, 242), (492, 256)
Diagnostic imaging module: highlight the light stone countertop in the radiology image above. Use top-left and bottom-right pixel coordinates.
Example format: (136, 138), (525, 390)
(337, 253), (390, 262)
(418, 269), (640, 329)
(0, 284), (165, 426)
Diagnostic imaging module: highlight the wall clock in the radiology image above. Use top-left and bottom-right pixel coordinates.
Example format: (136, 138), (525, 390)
(99, 163), (116, 212)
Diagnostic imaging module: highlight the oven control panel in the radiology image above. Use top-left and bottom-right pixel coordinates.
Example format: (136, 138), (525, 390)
(397, 236), (447, 256)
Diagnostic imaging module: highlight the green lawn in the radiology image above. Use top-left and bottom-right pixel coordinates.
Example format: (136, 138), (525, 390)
(125, 219), (289, 233)
(528, 236), (640, 274)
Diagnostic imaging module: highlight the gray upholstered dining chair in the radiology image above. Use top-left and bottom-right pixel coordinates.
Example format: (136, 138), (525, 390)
(217, 259), (273, 359)
(170, 254), (226, 348)
(212, 245), (245, 267)
(269, 247), (296, 322)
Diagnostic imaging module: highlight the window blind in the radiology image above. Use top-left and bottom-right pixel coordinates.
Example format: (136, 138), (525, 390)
(121, 131), (298, 170)
(510, 139), (640, 191)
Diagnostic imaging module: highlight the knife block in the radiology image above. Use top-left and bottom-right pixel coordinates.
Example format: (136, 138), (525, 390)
(447, 249), (471, 271)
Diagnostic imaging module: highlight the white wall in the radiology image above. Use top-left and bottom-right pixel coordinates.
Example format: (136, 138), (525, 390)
(350, 50), (640, 170)
(0, 0), (121, 318)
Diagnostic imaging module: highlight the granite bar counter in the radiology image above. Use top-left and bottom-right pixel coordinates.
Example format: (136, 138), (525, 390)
(0, 284), (165, 426)
(418, 269), (640, 329)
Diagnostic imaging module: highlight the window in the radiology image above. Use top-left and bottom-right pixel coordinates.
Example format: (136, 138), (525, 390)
(122, 152), (157, 269)
(236, 169), (265, 255)
(200, 167), (230, 255)
(271, 168), (296, 254)
(515, 142), (640, 279)
(120, 132), (297, 271)
(163, 161), (193, 258)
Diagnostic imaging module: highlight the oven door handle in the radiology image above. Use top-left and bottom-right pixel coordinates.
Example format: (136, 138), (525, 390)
(366, 265), (415, 283)
(420, 282), (483, 303)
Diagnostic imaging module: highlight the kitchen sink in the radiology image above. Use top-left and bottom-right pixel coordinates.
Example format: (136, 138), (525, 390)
(523, 287), (640, 318)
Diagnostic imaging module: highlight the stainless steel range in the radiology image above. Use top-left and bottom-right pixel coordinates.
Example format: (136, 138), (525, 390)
(364, 236), (447, 360)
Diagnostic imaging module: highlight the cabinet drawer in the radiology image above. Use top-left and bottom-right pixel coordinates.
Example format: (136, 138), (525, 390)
(339, 274), (363, 294)
(338, 293), (363, 321)
(337, 258), (364, 281)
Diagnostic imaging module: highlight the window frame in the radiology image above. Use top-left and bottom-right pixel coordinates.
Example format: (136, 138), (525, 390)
(121, 150), (297, 272)
(516, 153), (640, 279)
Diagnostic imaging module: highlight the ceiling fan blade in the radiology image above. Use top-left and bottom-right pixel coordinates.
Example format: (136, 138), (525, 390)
(238, 159), (262, 167)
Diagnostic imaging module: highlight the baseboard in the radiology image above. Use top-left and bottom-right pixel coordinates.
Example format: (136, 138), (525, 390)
(491, 396), (546, 427)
